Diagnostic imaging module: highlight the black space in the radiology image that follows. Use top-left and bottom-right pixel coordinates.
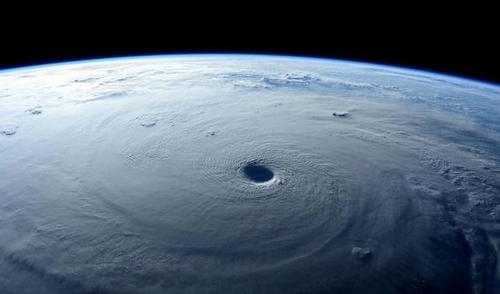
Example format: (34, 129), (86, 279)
(1, 13), (498, 85)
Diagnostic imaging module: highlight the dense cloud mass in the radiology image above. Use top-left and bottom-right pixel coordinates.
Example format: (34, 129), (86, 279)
(1, 56), (500, 294)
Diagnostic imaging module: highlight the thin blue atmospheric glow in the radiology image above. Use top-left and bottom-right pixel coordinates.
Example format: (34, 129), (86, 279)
(0, 53), (499, 90)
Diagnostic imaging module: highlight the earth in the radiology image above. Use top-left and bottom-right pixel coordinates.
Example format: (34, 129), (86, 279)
(1, 55), (499, 294)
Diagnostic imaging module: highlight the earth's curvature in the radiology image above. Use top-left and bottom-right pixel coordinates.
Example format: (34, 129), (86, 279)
(1, 55), (500, 294)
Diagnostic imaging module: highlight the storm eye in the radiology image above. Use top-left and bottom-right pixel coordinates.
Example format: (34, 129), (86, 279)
(242, 163), (274, 183)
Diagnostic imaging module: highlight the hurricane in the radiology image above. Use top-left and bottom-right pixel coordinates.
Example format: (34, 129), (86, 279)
(1, 55), (500, 294)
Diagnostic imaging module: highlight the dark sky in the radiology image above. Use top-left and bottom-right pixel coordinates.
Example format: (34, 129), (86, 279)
(1, 13), (498, 85)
